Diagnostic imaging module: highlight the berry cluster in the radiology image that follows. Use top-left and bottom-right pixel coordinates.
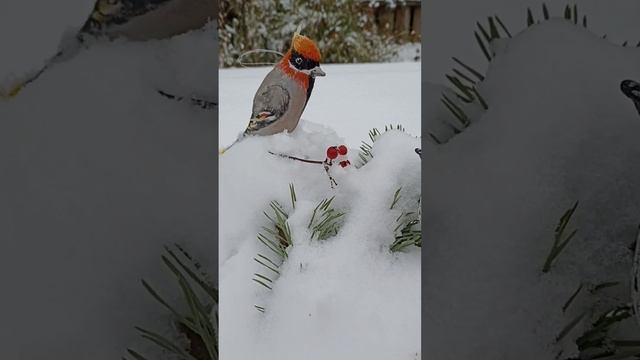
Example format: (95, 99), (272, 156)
(326, 145), (351, 168)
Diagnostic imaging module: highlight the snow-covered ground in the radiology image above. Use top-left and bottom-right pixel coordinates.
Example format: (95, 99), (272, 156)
(219, 49), (421, 360)
(219, 123), (421, 359)
(0, 24), (217, 360)
(219, 62), (421, 147)
(424, 0), (640, 84)
(0, 0), (94, 83)
(423, 18), (640, 359)
(392, 42), (421, 62)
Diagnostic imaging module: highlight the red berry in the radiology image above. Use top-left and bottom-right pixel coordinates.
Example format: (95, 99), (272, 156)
(337, 145), (348, 155)
(326, 146), (338, 160)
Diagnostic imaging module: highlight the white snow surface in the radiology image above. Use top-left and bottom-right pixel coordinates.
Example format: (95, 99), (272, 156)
(0, 0), (95, 84)
(219, 62), (421, 147)
(425, 0), (640, 84)
(392, 42), (421, 63)
(0, 25), (217, 359)
(219, 124), (421, 358)
(424, 19), (640, 359)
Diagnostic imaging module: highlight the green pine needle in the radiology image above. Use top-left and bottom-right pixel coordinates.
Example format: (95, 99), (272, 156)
(562, 283), (583, 313)
(488, 16), (499, 39)
(390, 188), (402, 210)
(474, 31), (492, 61)
(254, 254), (280, 275)
(556, 310), (588, 342)
(165, 245), (218, 303)
(252, 276), (273, 290)
(125, 349), (149, 360)
(572, 305), (634, 358)
(476, 21), (492, 44)
(310, 197), (345, 241)
(390, 205), (422, 253)
(542, 201), (579, 273)
(493, 15), (512, 38)
(452, 68), (477, 86)
(591, 281), (620, 293)
(452, 57), (485, 81)
(254, 192), (294, 311)
(131, 245), (217, 360)
(356, 126), (406, 168)
(446, 74), (475, 102)
(289, 183), (297, 209)
(527, 8), (535, 27)
(136, 326), (199, 360)
(471, 87), (489, 110)
(441, 94), (470, 127)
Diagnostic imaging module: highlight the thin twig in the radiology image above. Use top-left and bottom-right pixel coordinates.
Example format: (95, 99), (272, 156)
(267, 151), (323, 164)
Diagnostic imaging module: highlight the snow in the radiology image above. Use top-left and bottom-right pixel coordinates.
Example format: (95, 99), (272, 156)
(218, 42), (421, 360)
(423, 19), (640, 359)
(219, 123), (421, 359)
(0, 0), (94, 84)
(0, 23), (217, 360)
(219, 62), (421, 147)
(392, 42), (421, 62)
(424, 0), (640, 84)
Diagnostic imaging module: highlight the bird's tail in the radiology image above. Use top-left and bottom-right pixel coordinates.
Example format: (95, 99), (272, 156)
(219, 136), (243, 155)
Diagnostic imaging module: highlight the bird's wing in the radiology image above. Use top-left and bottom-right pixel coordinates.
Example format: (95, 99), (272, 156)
(244, 84), (291, 135)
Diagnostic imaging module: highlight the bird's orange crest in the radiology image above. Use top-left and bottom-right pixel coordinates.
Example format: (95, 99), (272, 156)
(291, 34), (321, 62)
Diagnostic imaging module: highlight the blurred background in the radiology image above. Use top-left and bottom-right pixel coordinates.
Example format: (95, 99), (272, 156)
(217, 0), (422, 147)
(218, 0), (421, 67)
(0, 1), (218, 359)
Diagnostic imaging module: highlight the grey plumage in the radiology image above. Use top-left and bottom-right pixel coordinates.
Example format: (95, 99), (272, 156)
(244, 66), (309, 136)
(219, 33), (325, 154)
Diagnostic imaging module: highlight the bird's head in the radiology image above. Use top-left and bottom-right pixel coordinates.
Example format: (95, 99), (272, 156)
(284, 33), (326, 78)
(621, 79), (640, 101)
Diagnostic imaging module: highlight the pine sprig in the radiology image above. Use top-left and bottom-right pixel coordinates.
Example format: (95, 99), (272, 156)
(570, 305), (637, 359)
(127, 245), (218, 360)
(437, 3), (610, 142)
(390, 192), (422, 253)
(391, 211), (422, 252)
(356, 125), (406, 168)
(542, 201), (579, 273)
(309, 197), (345, 241)
(390, 187), (402, 210)
(253, 185), (296, 311)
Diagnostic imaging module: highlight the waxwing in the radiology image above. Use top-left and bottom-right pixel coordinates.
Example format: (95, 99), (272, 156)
(221, 31), (325, 153)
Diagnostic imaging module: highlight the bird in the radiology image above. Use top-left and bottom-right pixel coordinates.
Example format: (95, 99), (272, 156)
(220, 31), (326, 154)
(621, 79), (640, 116)
(1, 0), (215, 99)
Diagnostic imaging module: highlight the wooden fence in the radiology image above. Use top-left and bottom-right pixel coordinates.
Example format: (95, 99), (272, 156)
(362, 1), (422, 41)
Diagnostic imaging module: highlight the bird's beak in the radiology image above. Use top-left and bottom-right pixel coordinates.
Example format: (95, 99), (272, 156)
(310, 66), (326, 77)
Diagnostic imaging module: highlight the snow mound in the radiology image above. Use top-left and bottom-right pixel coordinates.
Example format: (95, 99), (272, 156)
(424, 19), (640, 359)
(219, 122), (421, 360)
(0, 26), (217, 359)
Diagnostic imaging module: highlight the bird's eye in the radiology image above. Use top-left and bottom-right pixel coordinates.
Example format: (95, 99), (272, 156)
(295, 57), (302, 65)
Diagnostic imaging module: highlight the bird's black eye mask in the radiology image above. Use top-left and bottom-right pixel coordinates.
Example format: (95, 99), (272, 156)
(290, 50), (320, 71)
